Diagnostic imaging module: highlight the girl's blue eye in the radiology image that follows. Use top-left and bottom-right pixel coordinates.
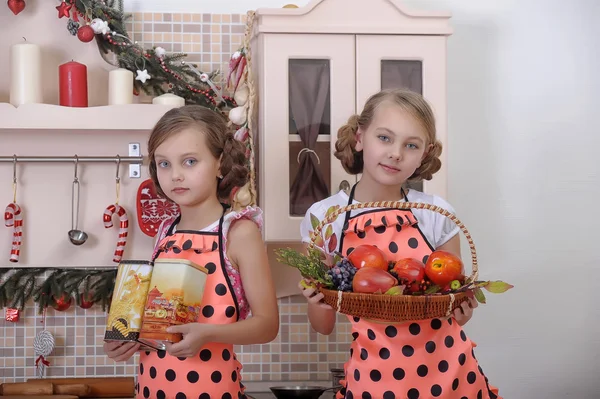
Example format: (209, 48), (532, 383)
(157, 160), (169, 168)
(378, 135), (391, 142)
(407, 143), (418, 149)
(184, 158), (197, 166)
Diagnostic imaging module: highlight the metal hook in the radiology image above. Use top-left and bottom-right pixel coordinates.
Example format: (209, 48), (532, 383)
(73, 155), (79, 182)
(12, 155), (17, 203)
(12, 155), (17, 184)
(115, 155), (121, 182)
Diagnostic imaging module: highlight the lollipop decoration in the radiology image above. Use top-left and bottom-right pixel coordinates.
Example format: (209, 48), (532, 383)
(4, 156), (23, 262)
(104, 157), (129, 263)
(33, 329), (55, 378)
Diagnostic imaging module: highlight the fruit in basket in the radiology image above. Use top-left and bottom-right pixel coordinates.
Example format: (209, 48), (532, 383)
(424, 250), (464, 287)
(450, 279), (462, 290)
(348, 245), (388, 270)
(327, 259), (357, 291)
(352, 267), (398, 294)
(390, 258), (426, 293)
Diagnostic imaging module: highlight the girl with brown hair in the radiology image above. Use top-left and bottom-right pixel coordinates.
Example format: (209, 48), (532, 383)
(300, 89), (502, 399)
(104, 105), (279, 399)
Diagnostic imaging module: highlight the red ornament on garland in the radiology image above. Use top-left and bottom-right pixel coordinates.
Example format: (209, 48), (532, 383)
(52, 294), (72, 311)
(77, 25), (95, 43)
(79, 293), (94, 309)
(7, 0), (26, 15)
(5, 308), (20, 322)
(56, 0), (71, 19)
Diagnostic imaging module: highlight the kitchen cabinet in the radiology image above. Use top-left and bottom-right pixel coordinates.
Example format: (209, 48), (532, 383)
(250, 0), (452, 242)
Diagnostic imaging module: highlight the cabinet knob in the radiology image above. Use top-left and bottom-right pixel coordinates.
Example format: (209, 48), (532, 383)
(338, 180), (350, 193)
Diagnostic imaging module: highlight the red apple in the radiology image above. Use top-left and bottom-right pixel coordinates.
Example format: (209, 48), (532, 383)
(348, 245), (388, 270)
(352, 267), (398, 294)
(390, 258), (426, 293)
(424, 250), (464, 287)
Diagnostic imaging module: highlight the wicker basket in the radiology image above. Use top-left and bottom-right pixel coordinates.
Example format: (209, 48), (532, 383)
(309, 200), (479, 322)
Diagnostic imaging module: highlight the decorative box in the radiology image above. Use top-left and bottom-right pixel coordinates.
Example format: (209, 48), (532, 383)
(138, 258), (208, 350)
(104, 260), (159, 351)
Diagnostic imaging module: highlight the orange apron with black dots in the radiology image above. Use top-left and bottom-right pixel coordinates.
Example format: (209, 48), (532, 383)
(137, 208), (246, 399)
(335, 185), (501, 399)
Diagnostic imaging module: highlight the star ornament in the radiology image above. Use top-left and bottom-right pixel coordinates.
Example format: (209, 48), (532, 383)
(135, 69), (151, 83)
(56, 1), (72, 19)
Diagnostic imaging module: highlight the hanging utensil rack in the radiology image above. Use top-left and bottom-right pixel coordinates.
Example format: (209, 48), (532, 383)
(0, 155), (142, 162)
(0, 143), (144, 178)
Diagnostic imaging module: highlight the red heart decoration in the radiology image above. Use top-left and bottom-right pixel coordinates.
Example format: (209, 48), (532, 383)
(7, 0), (26, 15)
(136, 179), (180, 237)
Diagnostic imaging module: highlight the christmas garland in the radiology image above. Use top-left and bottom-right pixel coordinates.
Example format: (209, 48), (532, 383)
(7, 0), (236, 110)
(0, 267), (116, 313)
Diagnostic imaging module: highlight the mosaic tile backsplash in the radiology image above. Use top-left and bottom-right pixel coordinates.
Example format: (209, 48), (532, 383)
(0, 290), (352, 383)
(125, 12), (248, 83)
(0, 11), (353, 384)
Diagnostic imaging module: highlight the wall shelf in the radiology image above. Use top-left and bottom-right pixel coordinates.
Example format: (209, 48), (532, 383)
(0, 103), (178, 131)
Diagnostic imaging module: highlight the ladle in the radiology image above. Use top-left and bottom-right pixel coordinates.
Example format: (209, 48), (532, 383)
(68, 156), (88, 245)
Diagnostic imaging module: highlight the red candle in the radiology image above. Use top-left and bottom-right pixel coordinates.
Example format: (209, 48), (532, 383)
(59, 60), (88, 107)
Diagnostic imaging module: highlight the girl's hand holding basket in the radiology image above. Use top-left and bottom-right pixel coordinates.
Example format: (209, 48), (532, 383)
(277, 201), (514, 322)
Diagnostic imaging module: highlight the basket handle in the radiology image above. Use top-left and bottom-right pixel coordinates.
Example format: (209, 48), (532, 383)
(309, 201), (478, 283)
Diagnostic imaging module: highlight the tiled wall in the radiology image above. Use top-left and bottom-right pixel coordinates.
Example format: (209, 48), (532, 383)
(0, 286), (352, 383)
(125, 12), (248, 84)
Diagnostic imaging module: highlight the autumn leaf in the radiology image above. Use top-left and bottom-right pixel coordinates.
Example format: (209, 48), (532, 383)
(425, 285), (441, 294)
(325, 225), (333, 240)
(325, 205), (340, 218)
(314, 235), (324, 248)
(473, 287), (486, 304)
(483, 281), (514, 293)
(310, 213), (319, 230)
(328, 233), (338, 253)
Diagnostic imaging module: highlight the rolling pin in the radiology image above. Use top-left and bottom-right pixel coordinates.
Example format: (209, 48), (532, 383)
(54, 383), (92, 396)
(0, 382), (53, 395)
(27, 377), (135, 398)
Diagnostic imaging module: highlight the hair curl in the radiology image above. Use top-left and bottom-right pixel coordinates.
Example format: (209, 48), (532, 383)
(334, 89), (442, 181)
(147, 105), (248, 202)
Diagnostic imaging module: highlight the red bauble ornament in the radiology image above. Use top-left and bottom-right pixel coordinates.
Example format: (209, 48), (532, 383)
(6, 0), (25, 15)
(52, 294), (73, 311)
(77, 25), (95, 43)
(7, 0), (25, 15)
(79, 293), (94, 309)
(56, 0), (71, 18)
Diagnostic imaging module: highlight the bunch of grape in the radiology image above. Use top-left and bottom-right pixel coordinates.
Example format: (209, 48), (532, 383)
(327, 259), (357, 291)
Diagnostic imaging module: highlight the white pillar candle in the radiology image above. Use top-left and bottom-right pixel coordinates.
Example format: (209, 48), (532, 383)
(10, 42), (42, 106)
(108, 68), (133, 105)
(152, 93), (185, 106)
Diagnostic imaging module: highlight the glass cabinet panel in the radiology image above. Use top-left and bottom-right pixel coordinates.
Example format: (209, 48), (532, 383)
(381, 60), (424, 192)
(288, 59), (332, 216)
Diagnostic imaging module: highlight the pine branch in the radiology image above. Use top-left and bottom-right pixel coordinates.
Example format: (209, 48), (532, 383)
(64, 0), (230, 110)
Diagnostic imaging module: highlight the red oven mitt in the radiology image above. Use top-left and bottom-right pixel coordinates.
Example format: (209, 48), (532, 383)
(136, 179), (180, 237)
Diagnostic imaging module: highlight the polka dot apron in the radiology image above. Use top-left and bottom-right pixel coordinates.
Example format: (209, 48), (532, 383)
(335, 185), (501, 399)
(137, 208), (246, 399)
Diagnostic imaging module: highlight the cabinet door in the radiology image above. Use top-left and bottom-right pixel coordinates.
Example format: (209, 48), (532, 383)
(259, 34), (356, 242)
(355, 35), (448, 198)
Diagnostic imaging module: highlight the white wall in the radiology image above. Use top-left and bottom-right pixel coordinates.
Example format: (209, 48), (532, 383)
(404, 1), (599, 398)
(132, 0), (599, 397)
